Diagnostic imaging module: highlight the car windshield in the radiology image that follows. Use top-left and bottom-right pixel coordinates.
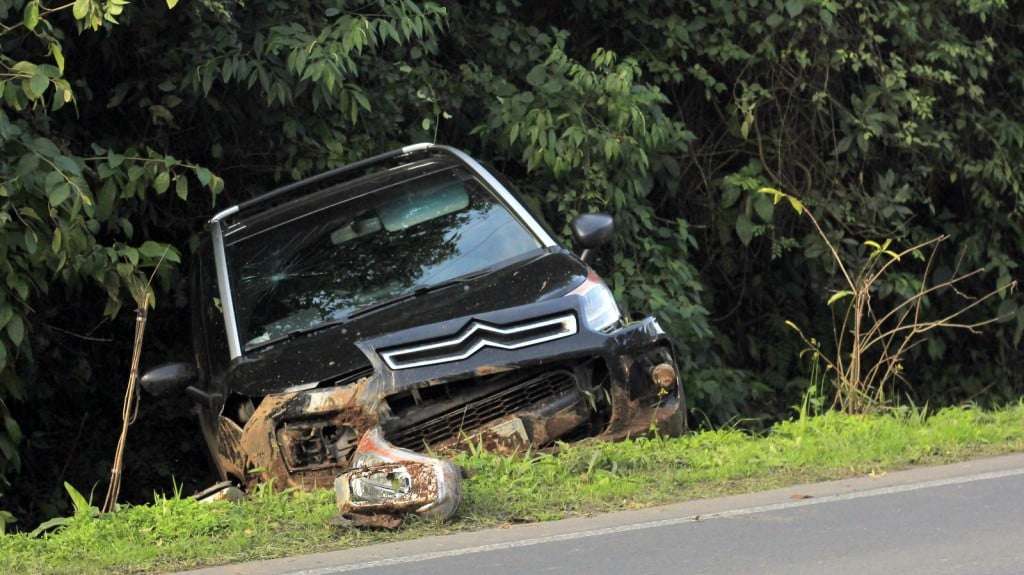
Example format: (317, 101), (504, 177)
(226, 167), (543, 350)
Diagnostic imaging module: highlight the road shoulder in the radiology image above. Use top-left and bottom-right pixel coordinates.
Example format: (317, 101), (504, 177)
(179, 452), (1024, 575)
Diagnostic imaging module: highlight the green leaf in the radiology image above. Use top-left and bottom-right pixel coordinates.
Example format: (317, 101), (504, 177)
(6, 315), (24, 347)
(28, 516), (72, 538)
(122, 247), (139, 266)
(721, 188), (741, 209)
(23, 230), (38, 254)
(4, 415), (22, 444)
(166, 0), (179, 8)
(834, 136), (852, 155)
(735, 213), (755, 246)
(525, 64), (546, 87)
(153, 171), (170, 194)
(115, 262), (133, 279)
(195, 167), (212, 186)
(819, 7), (834, 27)
(785, 0), (805, 17)
(148, 104), (174, 124)
(28, 73), (49, 99)
(51, 43), (64, 73)
(54, 155), (81, 176)
(96, 181), (116, 220)
(757, 187), (783, 203)
(753, 193), (775, 222)
(175, 175), (188, 200)
(10, 61), (37, 79)
(23, 1), (40, 30)
(1, 510), (16, 534)
(787, 196), (804, 214)
(48, 183), (71, 207)
(138, 241), (167, 259)
(994, 297), (1014, 320)
(9, 275), (29, 301)
(0, 432), (16, 460)
(44, 170), (64, 192)
(72, 0), (90, 19)
(353, 91), (371, 111)
(64, 482), (93, 517)
(827, 290), (854, 306)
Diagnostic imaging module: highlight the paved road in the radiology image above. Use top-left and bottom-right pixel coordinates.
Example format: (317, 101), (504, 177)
(188, 454), (1024, 575)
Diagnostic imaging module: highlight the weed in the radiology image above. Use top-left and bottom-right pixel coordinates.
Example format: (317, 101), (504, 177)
(760, 188), (1017, 413)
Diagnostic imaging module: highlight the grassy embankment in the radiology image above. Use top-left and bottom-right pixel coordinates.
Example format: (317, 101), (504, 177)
(3, 404), (1024, 574)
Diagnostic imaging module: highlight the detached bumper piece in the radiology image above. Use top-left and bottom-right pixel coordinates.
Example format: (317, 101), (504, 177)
(334, 426), (462, 528)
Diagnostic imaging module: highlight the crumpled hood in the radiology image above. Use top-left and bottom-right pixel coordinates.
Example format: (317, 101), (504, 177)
(222, 249), (587, 396)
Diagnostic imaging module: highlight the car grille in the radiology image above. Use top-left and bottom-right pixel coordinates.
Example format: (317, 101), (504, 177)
(379, 314), (577, 370)
(388, 369), (578, 450)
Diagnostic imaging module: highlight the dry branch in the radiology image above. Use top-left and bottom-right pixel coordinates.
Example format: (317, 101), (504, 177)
(763, 188), (1018, 413)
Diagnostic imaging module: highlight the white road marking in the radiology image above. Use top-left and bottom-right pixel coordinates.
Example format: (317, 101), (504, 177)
(283, 466), (1024, 574)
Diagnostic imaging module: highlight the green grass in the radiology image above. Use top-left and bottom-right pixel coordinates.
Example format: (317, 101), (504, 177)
(3, 404), (1024, 574)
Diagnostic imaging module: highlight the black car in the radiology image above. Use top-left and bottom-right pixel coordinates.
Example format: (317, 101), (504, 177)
(142, 143), (686, 491)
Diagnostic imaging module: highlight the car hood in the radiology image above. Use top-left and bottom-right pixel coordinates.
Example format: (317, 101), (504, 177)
(222, 249), (588, 396)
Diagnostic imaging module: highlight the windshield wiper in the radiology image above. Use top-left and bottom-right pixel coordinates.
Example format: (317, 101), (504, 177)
(346, 268), (495, 320)
(246, 316), (352, 350)
(246, 268), (499, 350)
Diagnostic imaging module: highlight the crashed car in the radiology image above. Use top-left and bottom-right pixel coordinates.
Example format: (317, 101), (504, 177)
(141, 143), (686, 521)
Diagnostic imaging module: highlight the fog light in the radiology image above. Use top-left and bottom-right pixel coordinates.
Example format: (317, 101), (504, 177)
(650, 363), (676, 389)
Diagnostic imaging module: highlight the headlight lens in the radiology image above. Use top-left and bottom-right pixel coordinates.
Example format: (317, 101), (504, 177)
(569, 270), (622, 331)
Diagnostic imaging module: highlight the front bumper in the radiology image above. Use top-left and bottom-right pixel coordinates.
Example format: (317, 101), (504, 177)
(212, 295), (685, 496)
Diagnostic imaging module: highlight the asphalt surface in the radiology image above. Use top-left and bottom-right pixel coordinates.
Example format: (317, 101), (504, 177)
(186, 453), (1024, 575)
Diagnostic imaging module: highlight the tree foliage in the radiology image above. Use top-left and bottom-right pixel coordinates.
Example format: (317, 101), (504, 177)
(1, 0), (1022, 526)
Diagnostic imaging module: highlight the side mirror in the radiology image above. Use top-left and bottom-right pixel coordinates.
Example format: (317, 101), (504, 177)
(570, 213), (614, 262)
(140, 362), (197, 398)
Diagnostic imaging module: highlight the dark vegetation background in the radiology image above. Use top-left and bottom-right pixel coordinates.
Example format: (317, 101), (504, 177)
(1, 0), (1021, 528)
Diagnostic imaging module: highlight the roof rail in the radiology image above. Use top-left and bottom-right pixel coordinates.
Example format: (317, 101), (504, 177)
(208, 142), (436, 225)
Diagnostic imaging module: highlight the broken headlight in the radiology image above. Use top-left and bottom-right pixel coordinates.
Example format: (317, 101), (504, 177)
(335, 427), (463, 522)
(570, 270), (622, 331)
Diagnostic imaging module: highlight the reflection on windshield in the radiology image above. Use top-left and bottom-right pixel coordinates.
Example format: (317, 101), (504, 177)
(227, 168), (541, 349)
